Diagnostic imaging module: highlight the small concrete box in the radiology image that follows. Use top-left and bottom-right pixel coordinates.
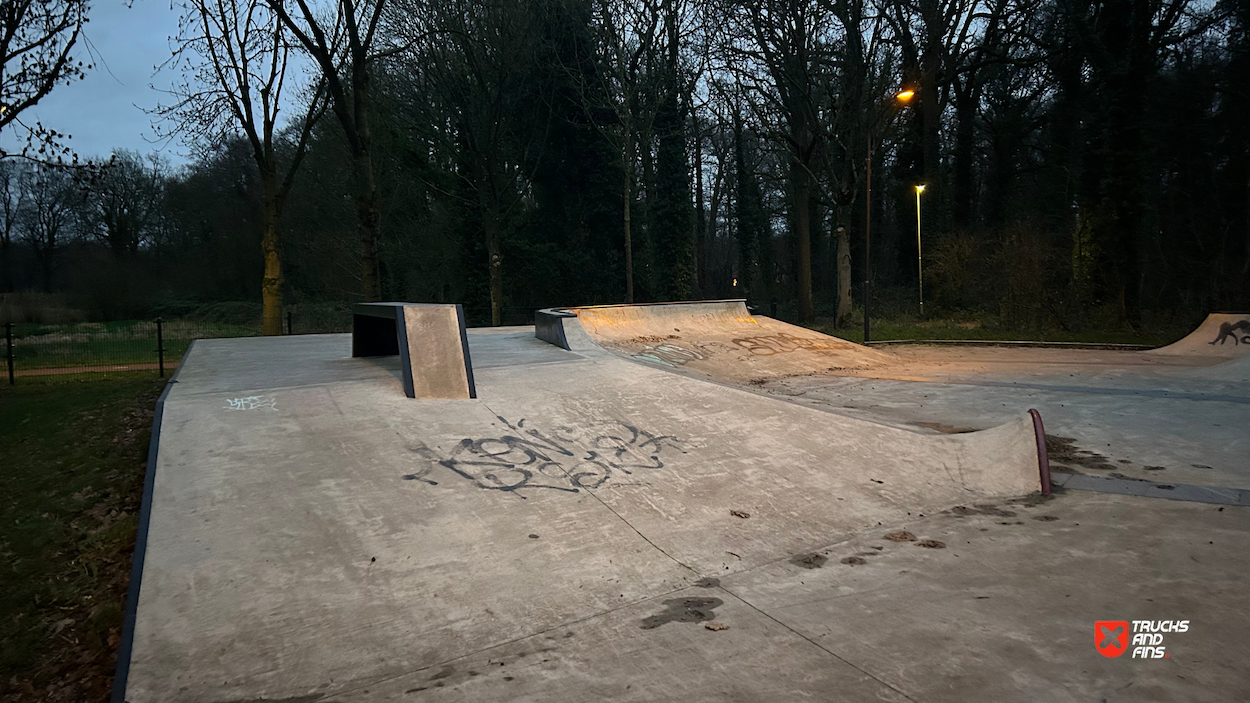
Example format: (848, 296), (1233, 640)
(352, 303), (476, 399)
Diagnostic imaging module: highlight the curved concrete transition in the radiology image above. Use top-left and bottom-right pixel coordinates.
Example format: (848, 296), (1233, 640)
(1147, 312), (1250, 358)
(1180, 351), (1250, 382)
(118, 328), (1045, 703)
(537, 300), (893, 384)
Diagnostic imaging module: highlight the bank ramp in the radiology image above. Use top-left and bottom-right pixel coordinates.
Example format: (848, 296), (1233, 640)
(538, 300), (891, 384)
(1148, 312), (1250, 359)
(117, 328), (1045, 702)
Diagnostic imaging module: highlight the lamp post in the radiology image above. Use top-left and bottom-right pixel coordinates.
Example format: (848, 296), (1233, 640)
(864, 89), (915, 344)
(915, 184), (925, 317)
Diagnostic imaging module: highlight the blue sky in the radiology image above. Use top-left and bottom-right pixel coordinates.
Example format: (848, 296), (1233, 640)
(4, 0), (189, 163)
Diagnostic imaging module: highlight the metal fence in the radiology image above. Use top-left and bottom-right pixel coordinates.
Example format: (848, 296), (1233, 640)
(1, 299), (806, 384)
(1, 305), (557, 383)
(2, 319), (258, 384)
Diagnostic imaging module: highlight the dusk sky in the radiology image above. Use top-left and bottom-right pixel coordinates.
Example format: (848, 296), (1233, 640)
(4, 0), (191, 163)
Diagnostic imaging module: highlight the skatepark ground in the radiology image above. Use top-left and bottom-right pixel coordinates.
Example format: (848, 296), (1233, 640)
(116, 309), (1250, 703)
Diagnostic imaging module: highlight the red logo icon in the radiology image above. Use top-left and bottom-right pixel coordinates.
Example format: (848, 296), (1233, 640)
(1096, 621), (1129, 658)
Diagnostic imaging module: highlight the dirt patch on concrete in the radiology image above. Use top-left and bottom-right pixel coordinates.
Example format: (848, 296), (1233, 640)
(1046, 435), (1118, 471)
(790, 553), (828, 569)
(640, 597), (724, 629)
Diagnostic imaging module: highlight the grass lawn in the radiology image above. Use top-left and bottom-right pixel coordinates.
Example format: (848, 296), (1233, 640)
(9, 320), (256, 370)
(0, 375), (165, 702)
(806, 314), (1182, 347)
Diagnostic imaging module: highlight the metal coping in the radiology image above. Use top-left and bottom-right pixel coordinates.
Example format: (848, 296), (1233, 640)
(455, 304), (477, 399)
(394, 306), (417, 399)
(543, 299), (748, 315)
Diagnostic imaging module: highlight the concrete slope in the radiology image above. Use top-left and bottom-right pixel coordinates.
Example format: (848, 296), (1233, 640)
(1148, 312), (1250, 358)
(1177, 352), (1250, 383)
(121, 328), (1041, 703)
(542, 300), (892, 384)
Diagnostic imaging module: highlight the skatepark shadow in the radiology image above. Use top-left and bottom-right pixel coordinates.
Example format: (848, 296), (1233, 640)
(353, 354), (406, 389)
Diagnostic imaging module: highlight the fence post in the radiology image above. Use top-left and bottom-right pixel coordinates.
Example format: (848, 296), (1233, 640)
(287, 310), (293, 335)
(5, 322), (13, 385)
(156, 318), (165, 379)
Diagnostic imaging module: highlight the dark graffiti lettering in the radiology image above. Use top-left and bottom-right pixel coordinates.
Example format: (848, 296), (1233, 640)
(731, 332), (852, 356)
(406, 418), (681, 498)
(1210, 320), (1250, 346)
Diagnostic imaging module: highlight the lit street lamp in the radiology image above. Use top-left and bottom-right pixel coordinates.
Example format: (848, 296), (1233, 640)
(915, 184), (926, 317)
(864, 88), (915, 344)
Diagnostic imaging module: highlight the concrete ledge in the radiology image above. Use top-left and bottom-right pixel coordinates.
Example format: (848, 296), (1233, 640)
(534, 308), (599, 352)
(352, 303), (476, 399)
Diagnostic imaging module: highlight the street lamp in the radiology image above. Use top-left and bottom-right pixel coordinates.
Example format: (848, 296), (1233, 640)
(864, 88), (915, 344)
(915, 184), (926, 317)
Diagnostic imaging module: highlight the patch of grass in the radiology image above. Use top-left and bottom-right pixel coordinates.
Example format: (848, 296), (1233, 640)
(0, 377), (165, 701)
(807, 312), (1182, 347)
(9, 320), (255, 370)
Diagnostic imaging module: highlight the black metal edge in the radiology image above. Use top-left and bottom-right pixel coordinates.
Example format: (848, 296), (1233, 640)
(549, 298), (747, 313)
(455, 304), (477, 399)
(395, 307), (416, 399)
(534, 309), (572, 350)
(111, 340), (196, 703)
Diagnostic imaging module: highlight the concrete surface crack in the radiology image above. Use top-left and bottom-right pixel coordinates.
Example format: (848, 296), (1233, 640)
(715, 583), (920, 702)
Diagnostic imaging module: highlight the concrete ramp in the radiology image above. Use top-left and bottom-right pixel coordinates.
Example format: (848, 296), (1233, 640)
(538, 300), (891, 384)
(118, 329), (1044, 702)
(1148, 312), (1250, 358)
(1178, 352), (1250, 382)
(352, 303), (476, 398)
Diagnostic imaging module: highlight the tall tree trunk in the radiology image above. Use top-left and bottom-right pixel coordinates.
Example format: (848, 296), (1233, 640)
(623, 114), (634, 303)
(260, 173), (284, 336)
(793, 158), (813, 321)
(694, 127), (705, 296)
(476, 156), (504, 325)
(485, 209), (503, 326)
(952, 81), (976, 229)
(353, 148), (382, 301)
(0, 236), (11, 293)
(836, 216), (852, 324)
(920, 0), (942, 223)
(639, 130), (655, 300)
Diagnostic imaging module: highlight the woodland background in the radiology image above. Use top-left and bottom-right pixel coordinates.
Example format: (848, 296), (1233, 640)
(1, 0), (1246, 332)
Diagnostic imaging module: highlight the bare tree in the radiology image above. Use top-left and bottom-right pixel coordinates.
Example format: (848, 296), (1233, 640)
(584, 0), (662, 303)
(264, 0), (391, 302)
(14, 162), (77, 290)
(77, 150), (166, 256)
(160, 0), (326, 334)
(388, 0), (549, 325)
(0, 159), (26, 290)
(718, 0), (832, 322)
(0, 0), (89, 161)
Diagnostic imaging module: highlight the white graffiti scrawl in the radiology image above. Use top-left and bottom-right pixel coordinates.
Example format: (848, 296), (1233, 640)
(224, 395), (278, 411)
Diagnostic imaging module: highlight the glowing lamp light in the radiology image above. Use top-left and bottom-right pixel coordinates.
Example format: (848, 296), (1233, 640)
(896, 90), (915, 101)
(915, 184), (926, 194)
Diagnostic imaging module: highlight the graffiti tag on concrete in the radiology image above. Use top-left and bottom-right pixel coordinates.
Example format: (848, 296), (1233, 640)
(404, 417), (680, 498)
(632, 343), (704, 367)
(731, 333), (851, 356)
(224, 395), (278, 411)
(1211, 320), (1250, 346)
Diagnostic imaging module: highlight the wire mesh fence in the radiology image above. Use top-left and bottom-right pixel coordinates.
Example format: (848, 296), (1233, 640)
(3, 319), (261, 384)
(1, 298), (803, 384)
(2, 304), (559, 384)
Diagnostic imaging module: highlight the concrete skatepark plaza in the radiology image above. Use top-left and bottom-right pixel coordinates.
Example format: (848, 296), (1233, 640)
(114, 304), (1250, 703)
